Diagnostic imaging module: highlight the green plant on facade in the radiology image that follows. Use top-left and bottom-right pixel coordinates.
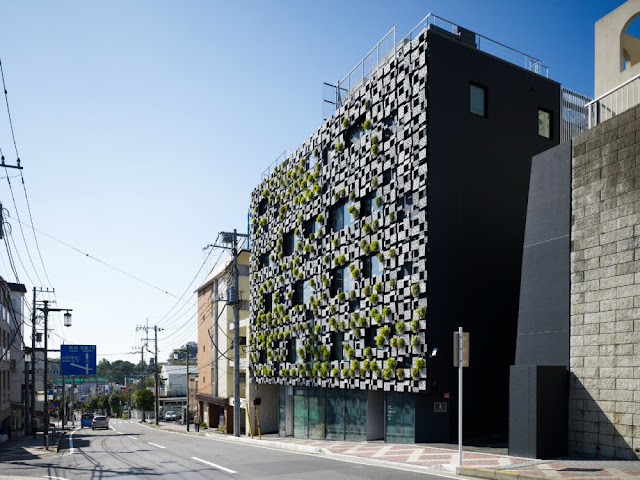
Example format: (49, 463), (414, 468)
(342, 117), (349, 128)
(363, 118), (372, 130)
(410, 319), (419, 333)
(411, 335), (420, 347)
(411, 283), (420, 297)
(395, 321), (405, 334)
(336, 142), (344, 152)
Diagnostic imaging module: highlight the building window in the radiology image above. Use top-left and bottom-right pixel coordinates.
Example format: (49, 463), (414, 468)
(329, 201), (345, 232)
(331, 267), (353, 297)
(396, 192), (414, 221)
(363, 255), (382, 279)
(470, 83), (487, 117)
(258, 198), (268, 215)
(293, 281), (304, 306)
(283, 231), (295, 256)
(398, 261), (413, 280)
(538, 108), (552, 138)
(260, 253), (270, 269)
(263, 293), (272, 313)
(303, 218), (316, 239)
(287, 338), (296, 363)
(330, 332), (344, 361)
(238, 265), (250, 277)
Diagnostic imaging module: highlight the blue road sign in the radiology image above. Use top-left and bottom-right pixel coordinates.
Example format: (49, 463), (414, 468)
(61, 345), (97, 376)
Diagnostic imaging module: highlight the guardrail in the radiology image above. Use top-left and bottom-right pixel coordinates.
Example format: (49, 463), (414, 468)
(587, 73), (640, 128)
(562, 87), (591, 143)
(329, 13), (549, 112)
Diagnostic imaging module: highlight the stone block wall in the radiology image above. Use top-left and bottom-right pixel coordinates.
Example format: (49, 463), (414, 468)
(570, 105), (640, 459)
(248, 30), (429, 393)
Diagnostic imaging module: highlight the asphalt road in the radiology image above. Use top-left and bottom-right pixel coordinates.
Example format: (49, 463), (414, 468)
(0, 420), (463, 479)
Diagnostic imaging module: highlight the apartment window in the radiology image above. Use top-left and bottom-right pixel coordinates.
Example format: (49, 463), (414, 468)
(396, 193), (414, 221)
(283, 231), (295, 256)
(240, 300), (250, 311)
(309, 150), (317, 169)
(287, 338), (296, 363)
(331, 267), (353, 297)
(303, 280), (312, 305)
(293, 281), (304, 306)
(329, 202), (345, 232)
(361, 195), (372, 218)
(260, 253), (270, 269)
(363, 255), (383, 279)
(238, 265), (250, 277)
(470, 83), (487, 117)
(330, 332), (344, 361)
(538, 108), (552, 138)
(263, 293), (273, 313)
(303, 218), (316, 238)
(398, 261), (413, 280)
(258, 198), (268, 215)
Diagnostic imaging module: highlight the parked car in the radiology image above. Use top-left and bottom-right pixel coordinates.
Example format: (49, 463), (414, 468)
(81, 413), (94, 428)
(164, 411), (177, 421)
(92, 415), (109, 430)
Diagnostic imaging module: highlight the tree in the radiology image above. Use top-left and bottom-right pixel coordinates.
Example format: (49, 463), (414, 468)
(109, 394), (122, 417)
(134, 389), (155, 422)
(87, 396), (99, 413)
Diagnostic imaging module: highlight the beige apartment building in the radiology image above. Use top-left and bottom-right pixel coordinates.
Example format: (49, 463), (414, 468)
(195, 250), (251, 434)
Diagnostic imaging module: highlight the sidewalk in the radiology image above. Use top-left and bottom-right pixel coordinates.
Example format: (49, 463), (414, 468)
(0, 433), (58, 461)
(142, 420), (640, 479)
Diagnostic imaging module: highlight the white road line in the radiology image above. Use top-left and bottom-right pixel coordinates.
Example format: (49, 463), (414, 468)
(130, 437), (139, 440)
(148, 442), (166, 449)
(43, 476), (71, 480)
(69, 428), (77, 454)
(191, 457), (237, 474)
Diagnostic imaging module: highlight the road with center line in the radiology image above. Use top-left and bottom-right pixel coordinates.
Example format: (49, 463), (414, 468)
(0, 420), (464, 479)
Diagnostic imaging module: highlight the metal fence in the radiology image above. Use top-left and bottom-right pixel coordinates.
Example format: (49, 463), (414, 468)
(561, 87), (591, 143)
(587, 73), (640, 128)
(326, 14), (549, 114)
(261, 150), (289, 181)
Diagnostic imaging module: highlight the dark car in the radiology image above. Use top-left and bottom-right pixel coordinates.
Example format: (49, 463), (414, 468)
(81, 413), (94, 428)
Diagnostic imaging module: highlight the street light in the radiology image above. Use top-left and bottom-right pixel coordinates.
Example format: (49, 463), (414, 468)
(38, 300), (72, 450)
(174, 345), (190, 432)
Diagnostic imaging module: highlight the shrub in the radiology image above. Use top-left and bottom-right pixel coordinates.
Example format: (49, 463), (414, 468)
(316, 214), (323, 223)
(383, 368), (392, 379)
(380, 326), (390, 337)
(332, 367), (339, 377)
(363, 285), (371, 295)
(411, 367), (420, 380)
(387, 358), (396, 369)
(349, 290), (356, 300)
(342, 117), (349, 128)
(382, 306), (392, 317)
(416, 357), (425, 369)
(348, 204), (358, 217)
(411, 283), (420, 297)
(370, 240), (379, 252)
(374, 282), (382, 293)
(375, 196), (383, 208)
(371, 177), (378, 188)
(396, 368), (405, 379)
(390, 337), (398, 348)
(363, 118), (372, 130)
(336, 142), (344, 152)
(364, 346), (372, 357)
(371, 144), (379, 155)
(389, 279), (396, 288)
(364, 99), (372, 110)
(410, 319), (419, 333)
(377, 252), (384, 262)
(411, 335), (420, 347)
(349, 191), (356, 201)
(389, 249), (396, 258)
(363, 223), (371, 234)
(395, 321), (405, 334)
(375, 334), (385, 346)
(370, 293), (378, 304)
(371, 135), (378, 144)
(416, 306), (426, 319)
(338, 292), (345, 301)
(397, 337), (406, 348)
(332, 237), (339, 247)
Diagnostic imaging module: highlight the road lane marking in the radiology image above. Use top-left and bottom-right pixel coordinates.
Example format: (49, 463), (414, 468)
(69, 428), (78, 454)
(148, 442), (166, 449)
(191, 457), (237, 474)
(43, 476), (70, 480)
(130, 437), (139, 440)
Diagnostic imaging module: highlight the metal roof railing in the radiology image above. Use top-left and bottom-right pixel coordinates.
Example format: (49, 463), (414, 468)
(586, 73), (640, 128)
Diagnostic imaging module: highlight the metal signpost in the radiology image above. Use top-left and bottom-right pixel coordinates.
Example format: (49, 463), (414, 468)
(453, 328), (469, 467)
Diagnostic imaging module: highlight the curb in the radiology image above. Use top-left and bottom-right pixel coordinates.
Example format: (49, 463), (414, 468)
(458, 466), (547, 480)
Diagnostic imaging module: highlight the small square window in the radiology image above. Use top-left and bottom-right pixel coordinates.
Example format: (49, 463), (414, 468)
(470, 83), (487, 117)
(538, 108), (552, 139)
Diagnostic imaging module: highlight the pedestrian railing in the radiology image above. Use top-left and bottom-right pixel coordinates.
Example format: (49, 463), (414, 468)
(587, 73), (640, 128)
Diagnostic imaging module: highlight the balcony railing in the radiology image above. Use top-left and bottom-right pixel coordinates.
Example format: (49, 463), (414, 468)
(562, 87), (591, 143)
(587, 73), (640, 128)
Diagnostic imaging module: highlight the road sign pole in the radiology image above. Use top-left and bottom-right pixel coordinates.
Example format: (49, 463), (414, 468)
(458, 326), (463, 467)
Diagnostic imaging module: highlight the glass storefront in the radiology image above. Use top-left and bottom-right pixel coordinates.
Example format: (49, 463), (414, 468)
(386, 391), (415, 443)
(325, 388), (345, 440)
(293, 387), (308, 438)
(308, 388), (326, 439)
(345, 389), (367, 441)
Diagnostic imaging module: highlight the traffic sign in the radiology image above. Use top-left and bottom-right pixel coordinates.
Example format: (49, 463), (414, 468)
(61, 345), (97, 375)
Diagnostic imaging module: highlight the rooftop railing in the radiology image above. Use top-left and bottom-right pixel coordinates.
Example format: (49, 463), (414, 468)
(562, 87), (591, 143)
(325, 14), (549, 114)
(587, 73), (640, 128)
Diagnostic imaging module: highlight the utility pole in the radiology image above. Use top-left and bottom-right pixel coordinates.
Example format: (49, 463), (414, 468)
(207, 229), (248, 437)
(38, 299), (72, 450)
(153, 325), (162, 425)
(30, 287), (36, 425)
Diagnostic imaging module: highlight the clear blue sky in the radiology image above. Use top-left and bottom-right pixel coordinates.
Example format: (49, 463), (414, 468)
(0, 0), (625, 366)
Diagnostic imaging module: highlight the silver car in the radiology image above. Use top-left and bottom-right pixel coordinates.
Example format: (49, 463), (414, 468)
(91, 415), (109, 430)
